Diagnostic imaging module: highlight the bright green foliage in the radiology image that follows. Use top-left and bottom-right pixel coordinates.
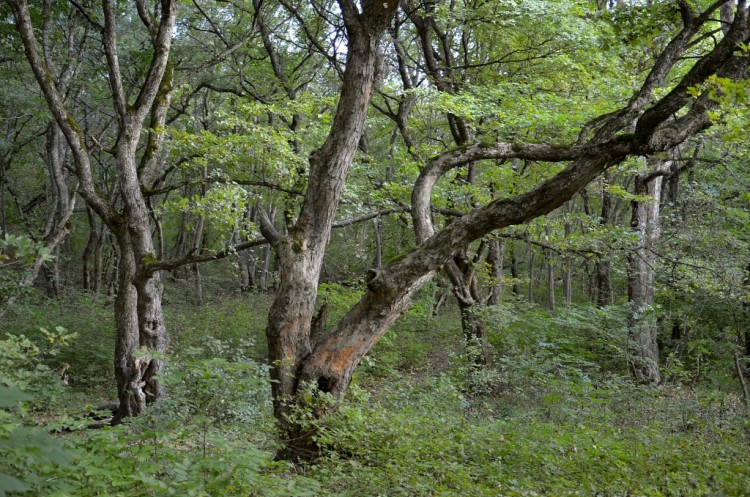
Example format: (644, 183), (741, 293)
(0, 300), (319, 497)
(308, 375), (750, 496)
(0, 328), (74, 497)
(3, 288), (750, 496)
(303, 301), (750, 497)
(2, 0), (750, 493)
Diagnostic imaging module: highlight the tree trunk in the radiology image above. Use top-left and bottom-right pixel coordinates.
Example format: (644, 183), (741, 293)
(444, 250), (490, 367)
(248, 0), (750, 460)
(459, 300), (490, 367)
(237, 205), (257, 292)
(262, 0), (400, 461)
(0, 123), (75, 317)
(596, 172), (614, 306)
(372, 216), (383, 269)
(562, 202), (574, 308)
(627, 159), (670, 385)
(486, 239), (504, 306)
(259, 206), (276, 291)
(82, 207), (98, 291)
(112, 141), (168, 422)
(527, 244), (535, 303)
(510, 242), (521, 296)
(545, 226), (555, 311)
(743, 262), (750, 376)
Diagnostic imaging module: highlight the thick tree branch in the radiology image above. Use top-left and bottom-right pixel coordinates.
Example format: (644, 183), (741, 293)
(129, 0), (178, 126)
(101, 0), (127, 120)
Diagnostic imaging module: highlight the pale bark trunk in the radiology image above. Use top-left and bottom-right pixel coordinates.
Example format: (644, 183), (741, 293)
(596, 172), (614, 306)
(627, 159), (670, 385)
(562, 202), (574, 308)
(112, 137), (168, 421)
(510, 243), (521, 296)
(545, 226), (555, 311)
(259, 206), (276, 291)
(191, 193), (205, 305)
(7, 0), (177, 420)
(372, 216), (383, 269)
(237, 205), (257, 292)
(0, 124), (75, 317)
(527, 245), (535, 303)
(486, 239), (504, 306)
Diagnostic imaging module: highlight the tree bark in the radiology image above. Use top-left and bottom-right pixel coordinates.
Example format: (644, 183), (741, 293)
(262, 0), (400, 461)
(510, 242), (521, 297)
(562, 206), (574, 308)
(545, 225), (556, 311)
(7, 0), (177, 420)
(596, 172), (614, 306)
(486, 239), (504, 306)
(626, 156), (672, 385)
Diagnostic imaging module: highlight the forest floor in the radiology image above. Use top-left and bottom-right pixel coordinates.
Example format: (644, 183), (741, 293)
(2, 279), (750, 496)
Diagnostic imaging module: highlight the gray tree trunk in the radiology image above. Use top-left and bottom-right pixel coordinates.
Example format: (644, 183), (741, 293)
(626, 156), (673, 385)
(8, 0), (178, 420)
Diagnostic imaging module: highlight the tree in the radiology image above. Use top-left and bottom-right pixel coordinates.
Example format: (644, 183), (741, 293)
(5, 0), (178, 420)
(230, 0), (750, 459)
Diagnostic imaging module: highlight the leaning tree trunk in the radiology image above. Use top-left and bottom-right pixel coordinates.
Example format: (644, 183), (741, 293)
(252, 0), (750, 461)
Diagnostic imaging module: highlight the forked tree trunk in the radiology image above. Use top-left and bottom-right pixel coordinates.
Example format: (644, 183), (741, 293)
(8, 0), (177, 421)
(444, 249), (491, 367)
(262, 0), (400, 461)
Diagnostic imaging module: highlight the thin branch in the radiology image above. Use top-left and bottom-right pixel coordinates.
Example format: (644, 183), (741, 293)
(68, 0), (104, 31)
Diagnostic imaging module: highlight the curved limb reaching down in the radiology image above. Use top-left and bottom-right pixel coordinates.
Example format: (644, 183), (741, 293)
(299, 0), (750, 405)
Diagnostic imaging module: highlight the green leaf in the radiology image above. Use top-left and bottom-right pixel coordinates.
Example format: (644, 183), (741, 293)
(0, 387), (32, 408)
(0, 473), (28, 496)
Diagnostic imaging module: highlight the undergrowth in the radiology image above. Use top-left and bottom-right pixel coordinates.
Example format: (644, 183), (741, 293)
(1, 288), (749, 496)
